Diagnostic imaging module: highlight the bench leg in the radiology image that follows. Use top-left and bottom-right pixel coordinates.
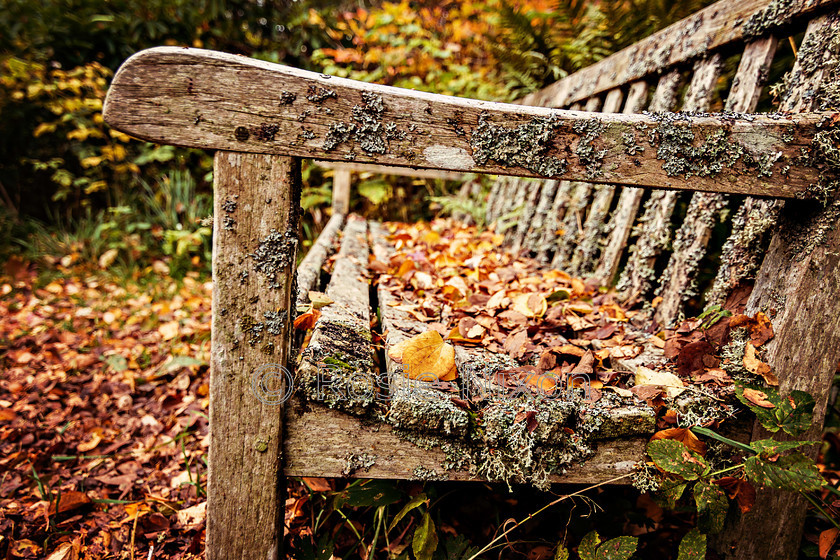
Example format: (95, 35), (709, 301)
(208, 153), (301, 560)
(710, 194), (840, 559)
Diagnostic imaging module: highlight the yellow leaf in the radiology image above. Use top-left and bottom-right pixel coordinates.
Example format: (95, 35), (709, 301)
(388, 331), (457, 381)
(33, 122), (56, 137)
(512, 293), (547, 318)
(159, 321), (180, 341)
(635, 366), (685, 398)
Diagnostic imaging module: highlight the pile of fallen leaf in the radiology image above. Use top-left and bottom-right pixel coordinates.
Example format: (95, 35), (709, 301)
(368, 219), (780, 407)
(0, 264), (210, 559)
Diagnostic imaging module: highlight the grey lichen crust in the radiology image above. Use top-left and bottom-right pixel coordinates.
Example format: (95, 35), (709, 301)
(298, 320), (379, 416)
(251, 229), (298, 290)
(469, 114), (568, 177)
(322, 91), (408, 155)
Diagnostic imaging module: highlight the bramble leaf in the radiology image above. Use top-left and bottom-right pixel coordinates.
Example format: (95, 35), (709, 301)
(677, 528), (707, 560)
(749, 438), (818, 457)
(693, 480), (728, 534)
(594, 536), (638, 560)
(412, 511), (438, 560)
(735, 384), (815, 436)
(578, 530), (601, 560)
(743, 452), (824, 492)
(647, 439), (708, 480)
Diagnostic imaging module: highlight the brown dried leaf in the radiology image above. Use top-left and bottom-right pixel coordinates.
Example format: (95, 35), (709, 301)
(651, 428), (707, 456)
(742, 387), (775, 408)
(743, 343), (779, 386)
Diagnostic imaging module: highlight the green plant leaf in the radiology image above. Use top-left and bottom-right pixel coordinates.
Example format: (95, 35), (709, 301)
(595, 536), (638, 560)
(677, 528), (706, 560)
(388, 492), (428, 533)
(658, 478), (688, 509)
(749, 438), (818, 457)
(335, 480), (402, 508)
(554, 544), (570, 560)
(743, 452), (825, 492)
(357, 179), (390, 205)
(648, 439), (708, 480)
(693, 480), (728, 534)
(412, 511), (438, 560)
(578, 530), (601, 560)
(735, 384), (815, 437)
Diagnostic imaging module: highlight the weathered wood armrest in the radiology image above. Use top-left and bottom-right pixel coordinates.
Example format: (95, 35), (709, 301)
(103, 47), (838, 199)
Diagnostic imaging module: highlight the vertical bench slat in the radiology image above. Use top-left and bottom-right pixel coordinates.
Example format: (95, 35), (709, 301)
(708, 25), (829, 305)
(509, 179), (544, 249)
(535, 179), (575, 262)
(569, 87), (643, 275)
(332, 168), (352, 215)
(208, 153), (301, 560)
(520, 179), (561, 254)
(593, 75), (677, 285)
(654, 39), (778, 325)
(549, 97), (605, 268)
(712, 13), (840, 559)
(617, 57), (723, 302)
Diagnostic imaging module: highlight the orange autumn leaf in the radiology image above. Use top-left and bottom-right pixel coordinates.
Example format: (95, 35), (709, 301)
(742, 387), (775, 408)
(512, 293), (547, 318)
(743, 343), (779, 386)
(388, 330), (457, 381)
(294, 308), (321, 330)
(650, 427), (707, 456)
(820, 527), (840, 559)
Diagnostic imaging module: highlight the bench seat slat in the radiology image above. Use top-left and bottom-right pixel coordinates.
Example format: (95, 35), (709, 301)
(295, 212), (345, 309)
(297, 217), (379, 415)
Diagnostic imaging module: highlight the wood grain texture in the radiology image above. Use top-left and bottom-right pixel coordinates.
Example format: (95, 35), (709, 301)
(295, 213), (345, 309)
(283, 402), (646, 484)
(520, 0), (839, 107)
(297, 217), (379, 415)
(103, 47), (833, 198)
(331, 168), (351, 214)
(711, 12), (840, 559)
(593, 75), (676, 285)
(709, 15), (838, 305)
(654, 41), (776, 325)
(617, 58), (722, 302)
(208, 153), (300, 560)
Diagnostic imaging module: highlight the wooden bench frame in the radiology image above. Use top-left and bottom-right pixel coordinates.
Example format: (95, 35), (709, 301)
(103, 0), (840, 557)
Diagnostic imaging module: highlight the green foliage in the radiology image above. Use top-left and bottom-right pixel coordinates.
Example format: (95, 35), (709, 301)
(412, 511), (439, 560)
(677, 528), (707, 560)
(647, 439), (708, 481)
(743, 452), (825, 493)
(736, 384), (817, 437)
(428, 194), (488, 228)
(578, 530), (638, 560)
(693, 480), (728, 534)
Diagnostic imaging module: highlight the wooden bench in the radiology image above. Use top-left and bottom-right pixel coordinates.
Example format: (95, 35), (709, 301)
(102, 0), (840, 557)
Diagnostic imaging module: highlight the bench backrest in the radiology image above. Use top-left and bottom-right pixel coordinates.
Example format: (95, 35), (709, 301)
(487, 0), (840, 326)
